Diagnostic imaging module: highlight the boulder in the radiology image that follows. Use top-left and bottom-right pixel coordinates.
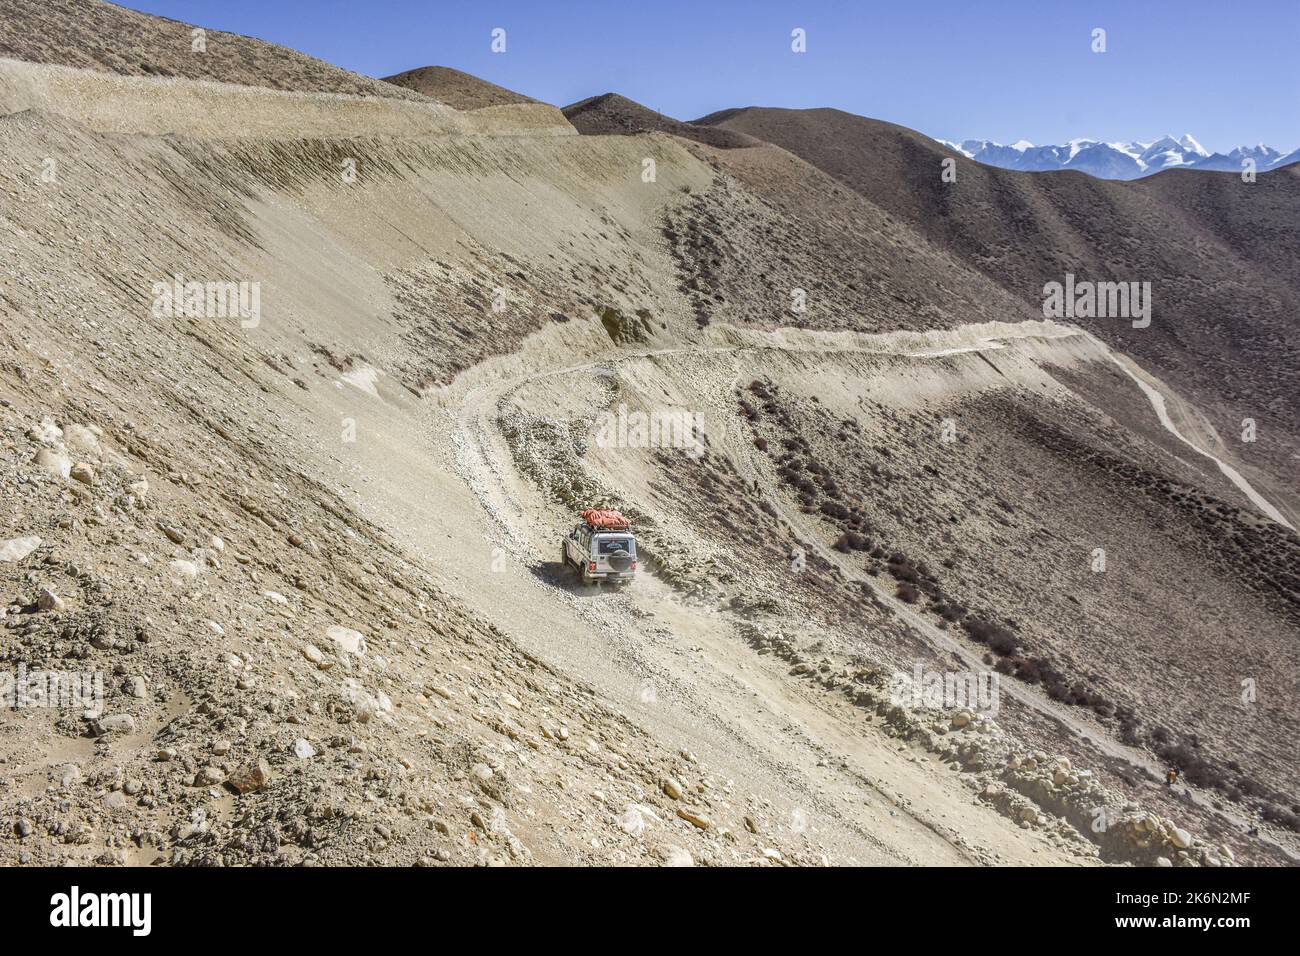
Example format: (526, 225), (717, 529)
(34, 448), (71, 479)
(0, 536), (41, 563)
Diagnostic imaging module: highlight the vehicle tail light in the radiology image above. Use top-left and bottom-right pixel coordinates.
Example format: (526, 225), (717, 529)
(631, 562), (637, 570)
(588, 561), (597, 572)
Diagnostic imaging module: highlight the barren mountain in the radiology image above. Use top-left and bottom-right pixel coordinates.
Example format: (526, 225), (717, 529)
(565, 93), (760, 149)
(1, 2), (1295, 870)
(694, 107), (1300, 517)
(0, 0), (421, 100)
(384, 66), (536, 110)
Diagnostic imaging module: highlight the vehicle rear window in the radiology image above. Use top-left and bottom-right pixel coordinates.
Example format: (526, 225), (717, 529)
(598, 537), (634, 554)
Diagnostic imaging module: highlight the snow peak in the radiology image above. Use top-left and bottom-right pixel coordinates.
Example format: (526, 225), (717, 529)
(1041, 273), (1152, 328)
(49, 886), (152, 937)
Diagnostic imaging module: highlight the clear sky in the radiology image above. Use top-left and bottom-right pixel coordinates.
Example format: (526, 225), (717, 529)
(121, 0), (1298, 152)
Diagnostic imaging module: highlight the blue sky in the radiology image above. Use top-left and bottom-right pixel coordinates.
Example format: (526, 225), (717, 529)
(122, 0), (1298, 152)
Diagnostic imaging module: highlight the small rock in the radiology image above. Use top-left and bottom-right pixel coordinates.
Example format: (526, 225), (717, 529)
(70, 462), (95, 486)
(91, 714), (136, 737)
(227, 759), (271, 795)
(167, 559), (199, 581)
(326, 625), (365, 656)
(29, 418), (62, 445)
(36, 587), (65, 612)
(676, 807), (711, 830)
(662, 777), (684, 800)
(158, 523), (186, 545)
(618, 806), (647, 836)
(194, 766), (225, 787)
(293, 738), (316, 759)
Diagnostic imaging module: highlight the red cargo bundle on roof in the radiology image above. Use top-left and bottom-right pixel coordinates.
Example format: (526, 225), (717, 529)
(580, 509), (631, 531)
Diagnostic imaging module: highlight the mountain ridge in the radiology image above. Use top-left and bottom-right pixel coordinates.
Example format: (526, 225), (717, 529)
(938, 134), (1298, 180)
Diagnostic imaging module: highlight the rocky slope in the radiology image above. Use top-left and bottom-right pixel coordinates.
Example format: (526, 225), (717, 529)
(691, 106), (1300, 516)
(0, 0), (421, 100)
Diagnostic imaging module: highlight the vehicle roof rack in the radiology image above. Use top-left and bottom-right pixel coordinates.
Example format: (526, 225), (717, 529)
(580, 508), (631, 531)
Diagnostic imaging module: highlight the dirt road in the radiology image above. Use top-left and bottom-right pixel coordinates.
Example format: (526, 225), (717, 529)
(334, 321), (1117, 865)
(378, 319), (1293, 864)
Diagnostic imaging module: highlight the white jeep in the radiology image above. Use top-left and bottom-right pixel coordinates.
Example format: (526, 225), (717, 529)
(562, 522), (637, 585)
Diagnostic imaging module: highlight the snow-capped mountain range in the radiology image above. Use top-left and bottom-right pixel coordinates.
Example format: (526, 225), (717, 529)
(936, 134), (1300, 180)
